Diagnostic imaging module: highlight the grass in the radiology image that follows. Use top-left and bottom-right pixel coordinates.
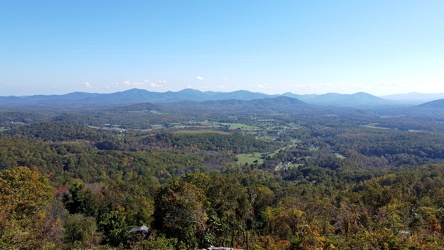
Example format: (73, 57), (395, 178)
(256, 136), (275, 142)
(173, 130), (231, 135)
(361, 123), (390, 130)
(268, 139), (300, 158)
(335, 153), (346, 159)
(219, 123), (260, 131)
(236, 153), (264, 165)
(170, 121), (263, 133)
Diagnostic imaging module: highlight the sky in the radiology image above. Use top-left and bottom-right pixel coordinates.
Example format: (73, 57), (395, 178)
(1, 0), (443, 96)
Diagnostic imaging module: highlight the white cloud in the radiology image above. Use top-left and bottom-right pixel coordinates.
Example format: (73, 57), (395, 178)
(196, 76), (204, 81)
(118, 80), (142, 86)
(83, 82), (92, 88)
(148, 80), (166, 88)
(222, 77), (228, 80)
(257, 83), (272, 89)
(110, 79), (167, 89)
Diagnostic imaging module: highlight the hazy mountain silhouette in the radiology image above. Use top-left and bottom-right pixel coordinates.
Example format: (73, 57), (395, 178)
(283, 92), (392, 107)
(0, 88), (272, 107)
(0, 88), (422, 108)
(417, 99), (444, 108)
(162, 96), (309, 114)
(383, 92), (444, 104)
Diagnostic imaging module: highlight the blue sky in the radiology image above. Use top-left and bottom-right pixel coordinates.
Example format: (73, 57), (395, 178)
(1, 0), (443, 96)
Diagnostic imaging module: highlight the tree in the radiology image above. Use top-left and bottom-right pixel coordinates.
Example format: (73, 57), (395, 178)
(63, 180), (100, 217)
(0, 166), (55, 249)
(63, 214), (101, 249)
(204, 174), (252, 247)
(153, 179), (208, 249)
(98, 207), (129, 247)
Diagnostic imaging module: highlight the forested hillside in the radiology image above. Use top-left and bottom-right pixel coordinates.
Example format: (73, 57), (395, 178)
(2, 101), (444, 249)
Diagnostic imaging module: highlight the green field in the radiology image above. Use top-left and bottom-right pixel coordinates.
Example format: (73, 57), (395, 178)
(173, 130), (231, 135)
(267, 139), (300, 157)
(361, 123), (391, 130)
(236, 139), (301, 166)
(236, 153), (264, 165)
(220, 123), (260, 130)
(171, 121), (261, 132)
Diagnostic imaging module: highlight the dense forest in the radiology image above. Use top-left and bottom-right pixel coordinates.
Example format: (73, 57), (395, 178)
(2, 99), (444, 249)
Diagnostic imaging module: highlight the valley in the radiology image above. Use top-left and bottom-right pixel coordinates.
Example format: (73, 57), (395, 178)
(2, 89), (444, 249)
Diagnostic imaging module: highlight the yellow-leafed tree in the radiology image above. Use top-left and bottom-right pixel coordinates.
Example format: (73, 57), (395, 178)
(0, 166), (58, 249)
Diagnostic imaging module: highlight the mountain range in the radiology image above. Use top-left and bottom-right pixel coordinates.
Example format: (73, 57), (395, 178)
(382, 92), (444, 103)
(0, 88), (443, 108)
(283, 92), (395, 107)
(417, 99), (444, 109)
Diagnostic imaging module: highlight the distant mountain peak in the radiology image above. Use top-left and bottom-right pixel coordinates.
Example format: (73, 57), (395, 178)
(382, 92), (444, 104)
(177, 88), (203, 93)
(418, 99), (444, 108)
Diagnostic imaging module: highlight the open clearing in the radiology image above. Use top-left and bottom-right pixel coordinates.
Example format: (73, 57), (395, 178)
(236, 153), (264, 165)
(173, 130), (231, 135)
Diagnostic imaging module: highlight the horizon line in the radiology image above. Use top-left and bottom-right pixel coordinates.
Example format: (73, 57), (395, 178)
(0, 87), (443, 98)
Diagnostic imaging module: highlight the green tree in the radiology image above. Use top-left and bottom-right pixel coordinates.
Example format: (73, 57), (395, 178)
(63, 180), (100, 217)
(153, 179), (208, 249)
(63, 213), (101, 249)
(98, 207), (129, 246)
(205, 174), (252, 247)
